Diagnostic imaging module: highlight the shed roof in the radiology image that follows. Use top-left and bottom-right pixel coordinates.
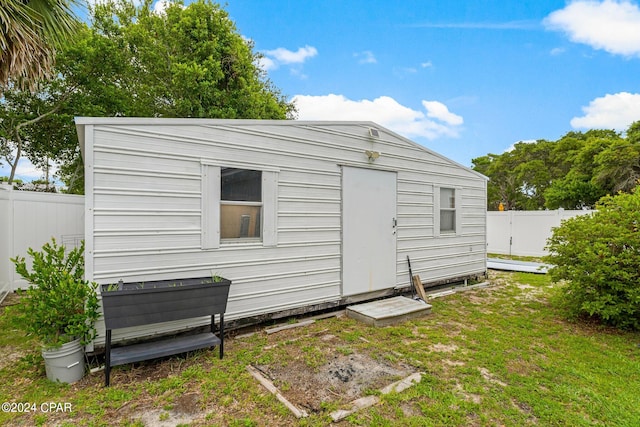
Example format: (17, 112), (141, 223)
(75, 117), (488, 181)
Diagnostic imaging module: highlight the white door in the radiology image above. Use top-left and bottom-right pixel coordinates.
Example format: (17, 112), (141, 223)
(342, 167), (397, 296)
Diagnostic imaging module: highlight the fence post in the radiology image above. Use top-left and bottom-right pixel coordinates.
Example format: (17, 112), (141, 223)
(0, 184), (13, 301)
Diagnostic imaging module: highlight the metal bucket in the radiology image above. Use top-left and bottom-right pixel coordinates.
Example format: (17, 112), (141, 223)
(41, 339), (86, 383)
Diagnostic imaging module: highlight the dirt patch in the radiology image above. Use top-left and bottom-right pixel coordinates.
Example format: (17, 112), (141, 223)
(399, 402), (422, 417)
(429, 343), (459, 353)
(133, 393), (202, 427)
(506, 357), (543, 376)
(478, 367), (507, 387)
(254, 348), (414, 413)
(0, 291), (20, 308)
(137, 408), (199, 427)
(442, 359), (465, 367)
(0, 347), (25, 372)
(514, 283), (546, 303)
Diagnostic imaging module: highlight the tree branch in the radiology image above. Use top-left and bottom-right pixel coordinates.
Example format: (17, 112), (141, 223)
(8, 85), (77, 184)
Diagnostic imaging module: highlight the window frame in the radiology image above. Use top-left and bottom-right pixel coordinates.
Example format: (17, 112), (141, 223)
(434, 185), (461, 237)
(201, 162), (278, 249)
(220, 168), (263, 242)
(439, 187), (456, 233)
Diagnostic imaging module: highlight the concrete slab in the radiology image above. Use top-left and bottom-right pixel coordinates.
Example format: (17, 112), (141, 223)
(346, 296), (432, 327)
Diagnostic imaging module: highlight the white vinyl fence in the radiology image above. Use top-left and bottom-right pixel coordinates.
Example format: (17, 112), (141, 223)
(0, 183), (592, 301)
(0, 184), (84, 302)
(487, 209), (593, 257)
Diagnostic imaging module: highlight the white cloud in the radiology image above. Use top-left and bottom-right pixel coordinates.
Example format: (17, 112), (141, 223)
(571, 92), (640, 129)
(550, 47), (566, 55)
(354, 51), (377, 64)
(544, 0), (640, 57)
(292, 94), (463, 139)
(421, 61), (434, 68)
(422, 101), (463, 125)
(263, 45), (317, 67)
(258, 56), (277, 71)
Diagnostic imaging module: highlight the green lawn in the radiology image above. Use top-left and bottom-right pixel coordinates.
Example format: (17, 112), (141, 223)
(1, 271), (639, 426)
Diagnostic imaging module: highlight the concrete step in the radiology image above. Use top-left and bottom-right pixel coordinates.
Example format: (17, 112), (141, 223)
(346, 296), (432, 327)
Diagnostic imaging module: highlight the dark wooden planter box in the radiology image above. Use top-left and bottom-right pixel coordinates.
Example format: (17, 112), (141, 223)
(100, 276), (231, 386)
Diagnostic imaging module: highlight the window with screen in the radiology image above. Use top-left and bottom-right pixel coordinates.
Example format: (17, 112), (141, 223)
(220, 168), (262, 239)
(439, 187), (456, 233)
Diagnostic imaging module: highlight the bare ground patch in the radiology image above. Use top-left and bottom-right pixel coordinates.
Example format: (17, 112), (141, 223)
(253, 345), (415, 414)
(429, 343), (459, 353)
(135, 392), (202, 427)
(478, 367), (507, 387)
(0, 346), (25, 372)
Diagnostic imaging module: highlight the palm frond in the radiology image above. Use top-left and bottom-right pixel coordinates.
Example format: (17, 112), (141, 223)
(0, 0), (83, 91)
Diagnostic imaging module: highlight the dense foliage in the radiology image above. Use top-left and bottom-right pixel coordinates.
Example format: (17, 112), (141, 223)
(1, 0), (295, 193)
(544, 188), (640, 330)
(473, 122), (640, 210)
(8, 239), (100, 348)
(66, 0), (294, 119)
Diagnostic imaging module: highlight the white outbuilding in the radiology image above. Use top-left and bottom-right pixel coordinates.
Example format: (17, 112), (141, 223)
(75, 118), (487, 345)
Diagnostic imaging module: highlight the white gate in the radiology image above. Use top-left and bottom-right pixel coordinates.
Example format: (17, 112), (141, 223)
(487, 209), (592, 257)
(342, 167), (397, 296)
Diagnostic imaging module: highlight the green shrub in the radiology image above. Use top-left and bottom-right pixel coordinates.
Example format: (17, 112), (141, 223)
(544, 188), (640, 330)
(8, 239), (100, 348)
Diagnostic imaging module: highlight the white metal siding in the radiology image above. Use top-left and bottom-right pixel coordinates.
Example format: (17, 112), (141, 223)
(77, 119), (486, 345)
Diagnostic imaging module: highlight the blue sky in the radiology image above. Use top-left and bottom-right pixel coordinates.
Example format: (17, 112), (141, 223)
(222, 0), (640, 167)
(4, 0), (640, 181)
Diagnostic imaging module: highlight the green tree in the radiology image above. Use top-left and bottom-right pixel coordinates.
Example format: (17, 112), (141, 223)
(626, 120), (640, 144)
(474, 126), (639, 210)
(512, 140), (554, 210)
(544, 188), (640, 330)
(472, 152), (522, 210)
(2, 0), (296, 192)
(64, 0), (294, 119)
(0, 81), (77, 186)
(472, 140), (554, 210)
(544, 130), (622, 209)
(592, 121), (640, 193)
(0, 0), (82, 91)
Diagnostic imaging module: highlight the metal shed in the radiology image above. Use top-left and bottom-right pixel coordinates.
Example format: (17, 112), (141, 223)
(75, 118), (487, 346)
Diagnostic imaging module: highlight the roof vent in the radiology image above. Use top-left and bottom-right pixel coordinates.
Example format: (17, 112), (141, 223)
(369, 128), (380, 138)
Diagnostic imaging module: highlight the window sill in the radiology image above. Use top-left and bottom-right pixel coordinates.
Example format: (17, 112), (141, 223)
(220, 239), (263, 248)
